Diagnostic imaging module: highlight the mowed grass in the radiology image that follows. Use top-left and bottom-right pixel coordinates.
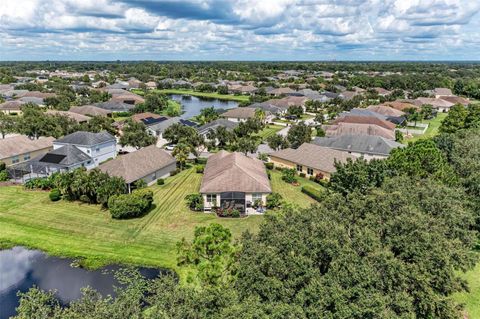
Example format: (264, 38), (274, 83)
(404, 112), (447, 143)
(0, 167), (316, 275)
(256, 124), (284, 141)
(454, 262), (480, 319)
(154, 89), (250, 102)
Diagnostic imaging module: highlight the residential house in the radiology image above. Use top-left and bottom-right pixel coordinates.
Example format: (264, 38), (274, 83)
(324, 115), (397, 140)
(267, 87), (296, 96)
(95, 100), (136, 112)
(413, 97), (454, 112)
(46, 110), (91, 123)
(200, 151), (272, 214)
(382, 101), (418, 112)
(433, 88), (453, 98)
(440, 95), (470, 106)
(221, 107), (257, 122)
(312, 135), (404, 160)
(228, 84), (257, 95)
(0, 100), (25, 114)
(69, 105), (112, 117)
(348, 108), (406, 125)
(145, 81), (157, 90)
(374, 87), (392, 97)
(269, 143), (354, 180)
(53, 131), (117, 167)
(197, 119), (238, 136)
(99, 145), (176, 192)
(0, 136), (55, 166)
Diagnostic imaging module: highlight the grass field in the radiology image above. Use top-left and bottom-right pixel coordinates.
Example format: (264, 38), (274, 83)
(0, 167), (316, 277)
(154, 89), (250, 102)
(404, 112), (447, 143)
(454, 262), (480, 319)
(256, 124), (284, 141)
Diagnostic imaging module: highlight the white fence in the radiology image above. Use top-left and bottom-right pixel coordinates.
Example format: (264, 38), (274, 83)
(397, 122), (429, 136)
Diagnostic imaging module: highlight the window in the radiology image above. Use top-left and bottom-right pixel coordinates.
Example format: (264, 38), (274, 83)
(96, 147), (100, 152)
(252, 193), (262, 202)
(12, 156), (19, 164)
(296, 164), (303, 172)
(23, 153), (31, 161)
(307, 168), (313, 175)
(86, 149), (90, 154)
(206, 194), (216, 203)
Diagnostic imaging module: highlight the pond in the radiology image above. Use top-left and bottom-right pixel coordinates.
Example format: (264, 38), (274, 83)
(0, 247), (163, 319)
(169, 94), (239, 119)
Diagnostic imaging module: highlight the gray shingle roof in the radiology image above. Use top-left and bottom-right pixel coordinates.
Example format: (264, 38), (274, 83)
(95, 101), (135, 112)
(197, 119), (238, 135)
(54, 131), (115, 146)
(39, 145), (92, 166)
(312, 135), (405, 157)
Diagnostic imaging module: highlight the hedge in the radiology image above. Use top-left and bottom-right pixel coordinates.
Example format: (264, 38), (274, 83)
(108, 189), (154, 219)
(301, 185), (324, 202)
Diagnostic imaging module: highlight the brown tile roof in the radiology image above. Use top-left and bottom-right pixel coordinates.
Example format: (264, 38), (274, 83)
(0, 135), (55, 160)
(69, 105), (112, 117)
(46, 110), (91, 123)
(270, 143), (354, 174)
(374, 87), (391, 95)
(383, 101), (419, 111)
(110, 94), (145, 105)
(269, 87), (296, 95)
(264, 96), (308, 108)
(434, 88), (453, 96)
(413, 97), (454, 108)
(221, 107), (256, 119)
(131, 112), (162, 123)
(366, 104), (405, 117)
(440, 96), (470, 106)
(0, 100), (25, 111)
(99, 145), (176, 184)
(332, 115), (396, 130)
(18, 91), (56, 99)
(324, 122), (395, 140)
(200, 151), (271, 193)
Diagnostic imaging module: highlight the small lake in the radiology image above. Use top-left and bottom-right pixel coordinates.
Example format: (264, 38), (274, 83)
(0, 247), (162, 319)
(169, 94), (239, 119)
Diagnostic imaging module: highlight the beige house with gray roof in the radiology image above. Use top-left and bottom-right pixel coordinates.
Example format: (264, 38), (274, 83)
(221, 107), (256, 122)
(0, 135), (55, 166)
(200, 151), (271, 214)
(269, 143), (354, 180)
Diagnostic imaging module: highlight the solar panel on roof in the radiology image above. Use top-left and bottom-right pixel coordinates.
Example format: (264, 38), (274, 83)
(180, 119), (197, 127)
(141, 116), (168, 125)
(39, 153), (66, 164)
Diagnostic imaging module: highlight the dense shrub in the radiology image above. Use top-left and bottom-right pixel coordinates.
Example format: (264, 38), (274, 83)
(157, 178), (165, 185)
(108, 189), (153, 219)
(49, 188), (61, 201)
(282, 168), (297, 183)
(195, 165), (204, 173)
(185, 193), (204, 211)
(170, 169), (179, 176)
(195, 157), (208, 165)
(301, 185), (324, 202)
(24, 177), (55, 190)
(266, 192), (283, 209)
(0, 162), (6, 171)
(0, 170), (8, 182)
(264, 162), (274, 170)
(299, 172), (306, 178)
(216, 208), (241, 218)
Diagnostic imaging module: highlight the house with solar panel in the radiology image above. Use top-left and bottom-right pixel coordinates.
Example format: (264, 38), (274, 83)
(8, 131), (117, 181)
(131, 112), (197, 138)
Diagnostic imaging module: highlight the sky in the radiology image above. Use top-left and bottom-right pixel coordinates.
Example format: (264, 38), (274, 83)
(1, 0), (480, 61)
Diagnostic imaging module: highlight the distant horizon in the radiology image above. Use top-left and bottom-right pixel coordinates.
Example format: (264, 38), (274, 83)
(2, 59), (480, 63)
(1, 1), (479, 61)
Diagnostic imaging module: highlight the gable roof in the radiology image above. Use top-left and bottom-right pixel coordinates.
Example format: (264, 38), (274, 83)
(39, 145), (91, 166)
(323, 122), (396, 140)
(413, 97), (454, 108)
(46, 110), (91, 123)
(382, 101), (419, 111)
(221, 107), (256, 119)
(0, 136), (54, 159)
(197, 119), (238, 135)
(0, 100), (25, 111)
(54, 131), (115, 146)
(312, 135), (404, 156)
(99, 145), (176, 184)
(434, 88), (453, 96)
(332, 114), (396, 130)
(200, 151), (271, 193)
(270, 143), (354, 173)
(95, 101), (136, 112)
(366, 104), (405, 117)
(440, 96), (470, 106)
(69, 105), (112, 117)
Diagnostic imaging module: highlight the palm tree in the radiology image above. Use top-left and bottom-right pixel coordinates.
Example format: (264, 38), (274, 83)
(255, 108), (266, 123)
(172, 143), (190, 170)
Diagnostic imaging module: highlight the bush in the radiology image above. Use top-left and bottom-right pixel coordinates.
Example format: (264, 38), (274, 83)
(264, 162), (274, 170)
(49, 188), (61, 201)
(215, 208), (241, 218)
(267, 171), (271, 180)
(301, 185), (324, 202)
(299, 172), (306, 178)
(282, 168), (297, 184)
(195, 165), (204, 173)
(195, 157), (208, 165)
(157, 178), (165, 185)
(24, 177), (55, 190)
(266, 192), (283, 209)
(0, 170), (8, 182)
(108, 189), (153, 219)
(170, 169), (179, 176)
(0, 162), (6, 171)
(185, 193), (204, 211)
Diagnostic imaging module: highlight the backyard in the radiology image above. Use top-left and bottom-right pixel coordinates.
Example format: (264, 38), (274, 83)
(404, 112), (447, 143)
(0, 167), (317, 277)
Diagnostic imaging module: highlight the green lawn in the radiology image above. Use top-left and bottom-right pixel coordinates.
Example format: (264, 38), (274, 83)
(256, 124), (284, 141)
(154, 89), (250, 102)
(0, 167), (315, 276)
(454, 262), (480, 319)
(404, 113), (447, 143)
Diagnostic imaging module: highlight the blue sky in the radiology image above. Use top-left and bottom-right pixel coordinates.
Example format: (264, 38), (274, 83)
(1, 0), (479, 61)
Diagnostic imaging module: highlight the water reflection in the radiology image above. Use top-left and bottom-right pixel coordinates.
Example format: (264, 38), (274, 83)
(0, 247), (161, 319)
(169, 94), (239, 119)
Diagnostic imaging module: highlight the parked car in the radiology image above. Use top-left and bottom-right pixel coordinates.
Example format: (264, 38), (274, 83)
(165, 144), (176, 151)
